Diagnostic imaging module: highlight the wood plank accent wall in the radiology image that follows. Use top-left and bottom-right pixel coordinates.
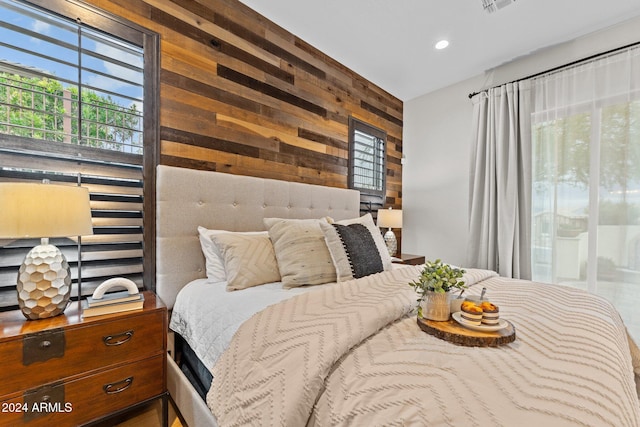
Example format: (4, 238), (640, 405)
(84, 0), (403, 208)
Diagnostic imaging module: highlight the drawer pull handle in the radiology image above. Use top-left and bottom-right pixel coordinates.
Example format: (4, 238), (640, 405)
(103, 376), (133, 395)
(40, 340), (51, 349)
(103, 330), (134, 346)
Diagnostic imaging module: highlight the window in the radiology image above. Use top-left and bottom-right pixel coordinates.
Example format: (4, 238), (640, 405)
(0, 0), (158, 309)
(348, 117), (386, 214)
(531, 46), (640, 339)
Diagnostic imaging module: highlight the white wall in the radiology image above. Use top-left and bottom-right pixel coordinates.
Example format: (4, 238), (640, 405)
(402, 15), (640, 267)
(402, 76), (482, 266)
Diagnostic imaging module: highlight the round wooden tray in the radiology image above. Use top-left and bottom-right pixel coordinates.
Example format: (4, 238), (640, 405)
(417, 315), (516, 347)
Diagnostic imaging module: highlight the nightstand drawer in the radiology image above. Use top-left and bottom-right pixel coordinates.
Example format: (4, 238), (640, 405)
(0, 353), (164, 426)
(0, 310), (164, 396)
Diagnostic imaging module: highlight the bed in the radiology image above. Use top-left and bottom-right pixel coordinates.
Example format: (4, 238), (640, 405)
(156, 165), (640, 426)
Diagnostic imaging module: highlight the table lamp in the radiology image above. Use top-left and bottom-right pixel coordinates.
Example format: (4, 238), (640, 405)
(0, 181), (93, 320)
(377, 207), (402, 256)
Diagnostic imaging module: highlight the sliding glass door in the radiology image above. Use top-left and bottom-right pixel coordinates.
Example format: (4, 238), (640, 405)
(531, 48), (640, 338)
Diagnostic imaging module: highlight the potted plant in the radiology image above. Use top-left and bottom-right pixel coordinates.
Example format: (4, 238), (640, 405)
(409, 259), (466, 321)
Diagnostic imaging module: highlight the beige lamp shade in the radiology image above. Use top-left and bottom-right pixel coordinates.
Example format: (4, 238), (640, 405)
(0, 182), (93, 239)
(0, 182), (93, 320)
(377, 208), (403, 229)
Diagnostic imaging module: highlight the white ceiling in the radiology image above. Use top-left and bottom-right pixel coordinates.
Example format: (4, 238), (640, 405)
(237, 0), (640, 101)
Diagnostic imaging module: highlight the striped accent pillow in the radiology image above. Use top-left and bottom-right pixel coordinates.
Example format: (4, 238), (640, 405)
(320, 214), (392, 282)
(321, 222), (384, 281)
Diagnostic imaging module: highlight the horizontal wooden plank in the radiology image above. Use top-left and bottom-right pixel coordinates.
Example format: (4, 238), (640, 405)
(217, 65), (326, 117)
(213, 11), (325, 79)
(161, 65), (348, 140)
(160, 154), (218, 172)
(148, 0), (291, 84)
(161, 82), (349, 144)
(216, 114), (329, 154)
(361, 100), (403, 127)
(161, 69), (261, 115)
(160, 100), (220, 139)
(298, 128), (348, 151)
(160, 126), (260, 158)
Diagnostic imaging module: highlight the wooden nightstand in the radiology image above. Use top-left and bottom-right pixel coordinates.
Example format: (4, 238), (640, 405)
(392, 254), (426, 265)
(0, 291), (167, 427)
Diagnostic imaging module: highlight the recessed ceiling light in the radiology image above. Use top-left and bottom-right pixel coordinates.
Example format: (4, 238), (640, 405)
(435, 40), (449, 50)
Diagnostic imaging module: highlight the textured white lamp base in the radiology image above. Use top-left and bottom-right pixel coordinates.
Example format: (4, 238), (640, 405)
(383, 228), (397, 257)
(17, 242), (71, 320)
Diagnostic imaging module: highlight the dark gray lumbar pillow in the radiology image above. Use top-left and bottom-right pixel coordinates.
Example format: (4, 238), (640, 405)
(320, 221), (384, 281)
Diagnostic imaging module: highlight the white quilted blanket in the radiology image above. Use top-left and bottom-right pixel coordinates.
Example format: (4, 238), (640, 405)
(208, 267), (640, 427)
(170, 279), (318, 369)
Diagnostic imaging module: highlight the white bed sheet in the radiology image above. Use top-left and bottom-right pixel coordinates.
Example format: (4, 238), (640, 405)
(169, 278), (324, 371)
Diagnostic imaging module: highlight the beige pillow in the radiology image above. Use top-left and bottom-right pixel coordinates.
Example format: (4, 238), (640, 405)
(198, 226), (267, 282)
(211, 233), (281, 291)
(264, 218), (336, 288)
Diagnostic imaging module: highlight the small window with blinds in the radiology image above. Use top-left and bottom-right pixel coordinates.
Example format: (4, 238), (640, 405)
(348, 117), (387, 214)
(0, 0), (158, 310)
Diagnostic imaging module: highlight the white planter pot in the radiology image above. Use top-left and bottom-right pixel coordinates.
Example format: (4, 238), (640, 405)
(421, 291), (451, 321)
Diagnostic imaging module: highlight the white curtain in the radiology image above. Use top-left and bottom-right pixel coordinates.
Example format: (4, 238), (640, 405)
(468, 82), (532, 279)
(530, 46), (640, 318)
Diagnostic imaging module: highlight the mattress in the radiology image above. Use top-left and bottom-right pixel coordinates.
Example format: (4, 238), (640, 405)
(176, 335), (213, 400)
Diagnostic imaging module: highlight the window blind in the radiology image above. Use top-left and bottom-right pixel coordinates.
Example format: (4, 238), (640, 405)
(0, 141), (143, 308)
(348, 117), (387, 217)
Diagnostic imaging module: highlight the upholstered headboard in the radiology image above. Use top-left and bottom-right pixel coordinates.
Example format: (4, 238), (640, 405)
(155, 165), (360, 308)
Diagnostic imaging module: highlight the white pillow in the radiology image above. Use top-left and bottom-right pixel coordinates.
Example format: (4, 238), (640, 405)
(211, 233), (281, 291)
(264, 217), (337, 288)
(197, 226), (266, 282)
(320, 213), (394, 282)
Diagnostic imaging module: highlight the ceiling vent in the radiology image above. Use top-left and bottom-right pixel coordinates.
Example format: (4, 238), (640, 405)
(481, 0), (516, 13)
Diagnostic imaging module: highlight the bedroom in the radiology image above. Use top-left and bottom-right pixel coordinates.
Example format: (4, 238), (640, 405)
(0, 0), (640, 426)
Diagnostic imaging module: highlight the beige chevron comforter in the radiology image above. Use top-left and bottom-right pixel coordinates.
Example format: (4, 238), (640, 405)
(208, 266), (640, 426)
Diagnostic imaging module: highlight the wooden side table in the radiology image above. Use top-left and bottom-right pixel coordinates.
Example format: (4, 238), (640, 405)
(392, 254), (425, 265)
(0, 291), (167, 427)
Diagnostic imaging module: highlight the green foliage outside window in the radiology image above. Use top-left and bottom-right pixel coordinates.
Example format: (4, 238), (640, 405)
(0, 72), (141, 153)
